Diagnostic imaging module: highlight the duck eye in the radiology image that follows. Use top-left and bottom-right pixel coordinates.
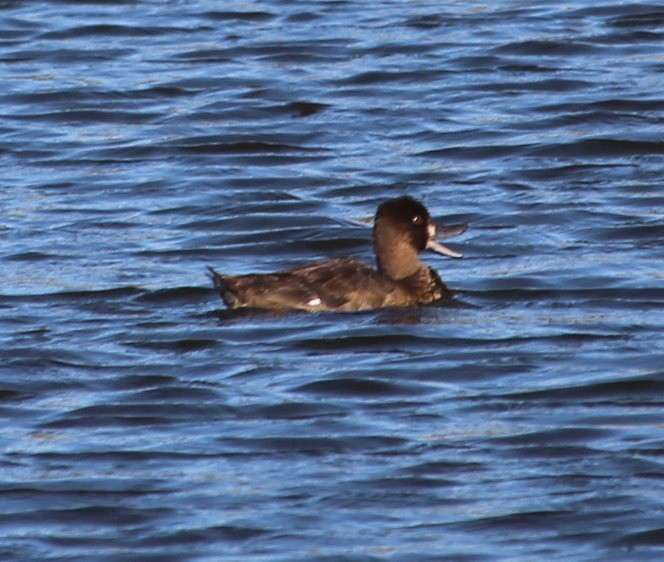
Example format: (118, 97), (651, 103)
(411, 215), (423, 225)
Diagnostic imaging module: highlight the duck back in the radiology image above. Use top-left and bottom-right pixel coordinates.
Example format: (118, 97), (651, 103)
(209, 257), (449, 312)
(210, 259), (406, 312)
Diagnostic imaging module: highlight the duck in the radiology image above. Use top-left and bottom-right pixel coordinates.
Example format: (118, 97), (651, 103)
(208, 196), (467, 312)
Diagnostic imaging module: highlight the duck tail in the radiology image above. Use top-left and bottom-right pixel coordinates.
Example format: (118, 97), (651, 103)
(207, 267), (239, 308)
(207, 266), (227, 292)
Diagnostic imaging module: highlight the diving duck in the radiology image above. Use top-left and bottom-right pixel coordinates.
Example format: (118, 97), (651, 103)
(209, 196), (467, 312)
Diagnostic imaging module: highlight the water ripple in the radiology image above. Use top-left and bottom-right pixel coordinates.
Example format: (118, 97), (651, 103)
(1, 1), (663, 561)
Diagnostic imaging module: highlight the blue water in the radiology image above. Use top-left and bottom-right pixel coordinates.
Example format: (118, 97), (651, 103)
(1, 1), (663, 561)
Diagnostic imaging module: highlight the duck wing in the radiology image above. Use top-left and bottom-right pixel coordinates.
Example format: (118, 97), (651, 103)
(209, 267), (321, 311)
(287, 258), (401, 311)
(210, 259), (403, 312)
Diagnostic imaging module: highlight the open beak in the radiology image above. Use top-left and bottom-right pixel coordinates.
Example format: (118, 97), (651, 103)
(426, 223), (468, 259)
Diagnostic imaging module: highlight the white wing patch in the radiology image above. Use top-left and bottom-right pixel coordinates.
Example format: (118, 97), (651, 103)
(307, 297), (322, 306)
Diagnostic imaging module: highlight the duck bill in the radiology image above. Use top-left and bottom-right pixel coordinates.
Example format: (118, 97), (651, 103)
(426, 223), (467, 259)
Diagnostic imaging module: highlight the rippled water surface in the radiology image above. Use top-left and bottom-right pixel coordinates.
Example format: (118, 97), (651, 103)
(2, 1), (664, 560)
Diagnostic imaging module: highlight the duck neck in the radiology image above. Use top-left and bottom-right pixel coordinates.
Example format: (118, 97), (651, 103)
(373, 223), (423, 280)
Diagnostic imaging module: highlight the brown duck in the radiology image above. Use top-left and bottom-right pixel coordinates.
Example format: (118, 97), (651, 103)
(209, 196), (467, 312)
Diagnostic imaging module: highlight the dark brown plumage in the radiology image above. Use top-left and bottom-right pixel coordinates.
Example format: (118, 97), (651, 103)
(208, 196), (467, 312)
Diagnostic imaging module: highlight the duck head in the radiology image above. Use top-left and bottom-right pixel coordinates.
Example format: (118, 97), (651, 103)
(373, 196), (467, 279)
